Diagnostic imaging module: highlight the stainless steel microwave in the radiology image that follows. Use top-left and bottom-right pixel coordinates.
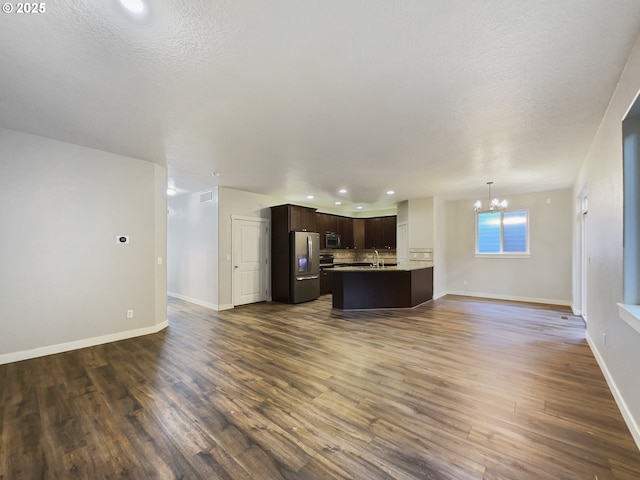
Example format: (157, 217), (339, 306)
(325, 233), (341, 249)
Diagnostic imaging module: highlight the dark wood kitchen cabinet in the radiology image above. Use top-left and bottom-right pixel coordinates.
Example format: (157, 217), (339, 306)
(285, 206), (396, 252)
(290, 205), (317, 232)
(353, 219), (365, 249)
(364, 217), (382, 248)
(382, 216), (397, 249)
(317, 213), (355, 248)
(364, 215), (397, 249)
(316, 213), (336, 248)
(270, 204), (317, 303)
(320, 267), (333, 294)
(337, 216), (354, 248)
(332, 266), (433, 309)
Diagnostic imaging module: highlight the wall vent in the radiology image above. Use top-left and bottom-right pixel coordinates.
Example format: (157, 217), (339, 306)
(200, 191), (213, 203)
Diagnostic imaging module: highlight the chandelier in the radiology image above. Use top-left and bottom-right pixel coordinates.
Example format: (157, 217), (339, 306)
(474, 181), (508, 213)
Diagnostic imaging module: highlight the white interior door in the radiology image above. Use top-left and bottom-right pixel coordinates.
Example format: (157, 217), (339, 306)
(232, 217), (268, 306)
(397, 222), (408, 264)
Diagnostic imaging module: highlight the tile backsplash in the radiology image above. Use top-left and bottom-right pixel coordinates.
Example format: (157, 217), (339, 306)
(321, 249), (397, 264)
(408, 248), (434, 266)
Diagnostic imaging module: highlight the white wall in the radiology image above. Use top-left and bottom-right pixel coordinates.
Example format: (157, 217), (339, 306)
(446, 188), (573, 305)
(407, 197), (434, 248)
(401, 196), (447, 297)
(433, 196), (448, 299)
(397, 200), (408, 225)
(217, 187), (272, 308)
(167, 188), (220, 309)
(0, 129), (167, 363)
(154, 165), (168, 325)
(167, 186), (274, 310)
(572, 33), (640, 447)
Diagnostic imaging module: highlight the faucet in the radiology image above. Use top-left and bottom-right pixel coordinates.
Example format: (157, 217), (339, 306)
(373, 249), (380, 268)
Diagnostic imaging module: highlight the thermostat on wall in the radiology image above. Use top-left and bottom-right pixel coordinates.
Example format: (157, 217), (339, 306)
(116, 235), (130, 244)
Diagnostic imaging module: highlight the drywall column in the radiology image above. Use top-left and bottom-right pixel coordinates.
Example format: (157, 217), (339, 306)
(433, 196), (447, 298)
(407, 197), (434, 249)
(154, 164), (168, 325)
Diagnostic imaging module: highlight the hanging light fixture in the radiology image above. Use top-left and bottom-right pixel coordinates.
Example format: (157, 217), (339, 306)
(474, 181), (508, 212)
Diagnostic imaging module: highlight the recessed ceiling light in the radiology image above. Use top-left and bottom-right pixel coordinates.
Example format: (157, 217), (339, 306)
(386, 190), (395, 195)
(211, 172), (221, 177)
(167, 188), (177, 196)
(356, 205), (363, 210)
(338, 188), (347, 194)
(118, 0), (148, 17)
(306, 195), (314, 200)
(334, 201), (342, 205)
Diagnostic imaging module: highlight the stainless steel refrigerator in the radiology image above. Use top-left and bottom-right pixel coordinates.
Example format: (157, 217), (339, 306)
(290, 231), (320, 303)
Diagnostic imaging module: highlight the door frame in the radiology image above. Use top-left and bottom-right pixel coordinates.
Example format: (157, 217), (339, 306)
(580, 193), (588, 323)
(231, 215), (270, 306)
(396, 222), (408, 265)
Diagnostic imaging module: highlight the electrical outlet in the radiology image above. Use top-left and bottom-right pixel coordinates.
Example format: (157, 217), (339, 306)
(463, 280), (468, 286)
(127, 310), (134, 319)
(603, 333), (607, 345)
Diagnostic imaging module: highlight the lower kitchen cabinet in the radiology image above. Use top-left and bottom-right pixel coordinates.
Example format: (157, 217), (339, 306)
(320, 268), (333, 294)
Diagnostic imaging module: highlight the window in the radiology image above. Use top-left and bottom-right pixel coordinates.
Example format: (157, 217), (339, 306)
(618, 94), (640, 335)
(476, 210), (529, 255)
(623, 110), (640, 304)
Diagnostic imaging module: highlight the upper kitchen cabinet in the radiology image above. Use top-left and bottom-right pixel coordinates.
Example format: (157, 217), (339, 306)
(382, 216), (397, 249)
(337, 216), (354, 248)
(316, 213), (334, 248)
(364, 217), (382, 249)
(317, 212), (337, 233)
(289, 205), (318, 232)
(317, 213), (354, 248)
(353, 219), (365, 249)
(364, 215), (397, 249)
(280, 204), (396, 250)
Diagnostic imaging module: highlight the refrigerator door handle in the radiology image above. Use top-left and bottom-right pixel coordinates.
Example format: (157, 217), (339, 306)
(296, 275), (319, 280)
(307, 235), (313, 272)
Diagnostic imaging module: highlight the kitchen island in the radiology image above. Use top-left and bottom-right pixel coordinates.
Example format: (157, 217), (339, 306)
(331, 263), (433, 310)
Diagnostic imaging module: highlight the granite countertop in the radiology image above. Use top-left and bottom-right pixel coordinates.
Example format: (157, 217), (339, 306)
(332, 262), (432, 272)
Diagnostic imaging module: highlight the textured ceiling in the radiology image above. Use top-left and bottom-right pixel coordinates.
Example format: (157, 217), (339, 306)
(2, 1), (640, 212)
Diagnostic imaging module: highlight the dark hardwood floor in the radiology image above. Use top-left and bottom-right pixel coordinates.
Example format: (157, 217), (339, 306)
(2, 295), (640, 479)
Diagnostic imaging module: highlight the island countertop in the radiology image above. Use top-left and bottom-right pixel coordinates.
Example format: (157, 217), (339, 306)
(331, 265), (433, 310)
(332, 261), (432, 272)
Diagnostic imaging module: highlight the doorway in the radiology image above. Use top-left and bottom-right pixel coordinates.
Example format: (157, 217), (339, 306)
(580, 194), (588, 323)
(232, 216), (269, 306)
(397, 222), (408, 264)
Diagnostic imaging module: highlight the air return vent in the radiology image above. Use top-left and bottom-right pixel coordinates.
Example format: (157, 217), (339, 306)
(200, 191), (213, 203)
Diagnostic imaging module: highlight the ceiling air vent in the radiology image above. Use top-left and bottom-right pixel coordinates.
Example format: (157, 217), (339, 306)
(200, 191), (213, 203)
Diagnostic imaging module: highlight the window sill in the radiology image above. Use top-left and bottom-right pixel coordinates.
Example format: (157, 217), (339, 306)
(475, 253), (531, 259)
(617, 304), (640, 336)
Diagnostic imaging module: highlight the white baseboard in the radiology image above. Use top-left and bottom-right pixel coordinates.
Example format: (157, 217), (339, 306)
(433, 290), (448, 300)
(571, 304), (582, 316)
(0, 320), (169, 366)
(445, 290), (571, 307)
(168, 292), (233, 311)
(586, 331), (640, 451)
